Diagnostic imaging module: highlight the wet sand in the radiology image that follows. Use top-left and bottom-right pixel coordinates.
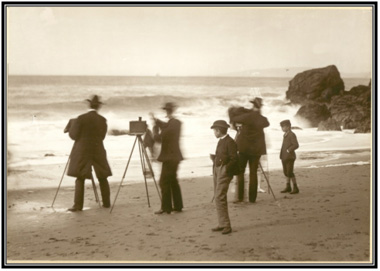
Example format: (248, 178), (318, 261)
(6, 163), (372, 264)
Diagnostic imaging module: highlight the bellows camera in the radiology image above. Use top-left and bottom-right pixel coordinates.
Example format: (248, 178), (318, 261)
(129, 117), (147, 135)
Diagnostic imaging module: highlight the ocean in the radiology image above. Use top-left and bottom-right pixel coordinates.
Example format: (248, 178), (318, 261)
(7, 75), (371, 187)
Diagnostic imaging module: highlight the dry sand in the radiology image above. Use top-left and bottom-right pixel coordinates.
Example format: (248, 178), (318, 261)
(6, 163), (372, 264)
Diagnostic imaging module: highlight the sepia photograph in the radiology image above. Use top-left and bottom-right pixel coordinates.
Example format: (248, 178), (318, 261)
(4, 2), (375, 267)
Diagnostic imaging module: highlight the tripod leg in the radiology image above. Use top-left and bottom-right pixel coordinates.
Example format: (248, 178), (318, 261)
(259, 162), (277, 201)
(138, 137), (151, 207)
(91, 172), (102, 208)
(110, 136), (138, 213)
(51, 157), (70, 208)
(139, 137), (162, 201)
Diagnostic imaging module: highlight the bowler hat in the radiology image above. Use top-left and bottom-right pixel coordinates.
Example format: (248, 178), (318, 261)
(86, 95), (104, 106)
(162, 102), (176, 110)
(280, 119), (291, 127)
(250, 97), (263, 108)
(211, 120), (230, 129)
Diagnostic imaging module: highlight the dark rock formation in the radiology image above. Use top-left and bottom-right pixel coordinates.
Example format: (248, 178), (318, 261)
(354, 119), (371, 133)
(329, 82), (371, 131)
(317, 118), (342, 131)
(286, 65), (371, 132)
(295, 103), (330, 127)
(286, 65), (345, 104)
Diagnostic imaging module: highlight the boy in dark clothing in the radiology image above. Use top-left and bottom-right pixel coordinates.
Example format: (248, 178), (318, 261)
(210, 120), (239, 235)
(279, 120), (299, 194)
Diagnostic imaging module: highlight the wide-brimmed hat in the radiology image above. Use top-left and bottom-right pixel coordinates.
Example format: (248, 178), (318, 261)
(162, 102), (176, 111)
(280, 119), (291, 127)
(250, 97), (263, 108)
(210, 120), (230, 129)
(86, 95), (104, 106)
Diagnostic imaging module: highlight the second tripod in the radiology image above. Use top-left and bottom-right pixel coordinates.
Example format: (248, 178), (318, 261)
(110, 134), (161, 213)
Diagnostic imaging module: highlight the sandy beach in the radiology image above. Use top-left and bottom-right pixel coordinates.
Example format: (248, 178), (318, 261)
(6, 160), (372, 264)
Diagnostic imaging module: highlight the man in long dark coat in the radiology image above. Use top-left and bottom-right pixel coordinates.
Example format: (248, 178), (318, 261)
(150, 102), (183, 214)
(230, 97), (270, 203)
(66, 95), (112, 212)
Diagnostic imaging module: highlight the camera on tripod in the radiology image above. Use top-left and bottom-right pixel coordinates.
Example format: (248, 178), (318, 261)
(129, 117), (147, 135)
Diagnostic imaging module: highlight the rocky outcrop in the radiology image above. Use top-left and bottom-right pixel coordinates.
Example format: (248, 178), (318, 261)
(287, 66), (371, 133)
(317, 118), (342, 131)
(296, 103), (330, 127)
(286, 65), (345, 104)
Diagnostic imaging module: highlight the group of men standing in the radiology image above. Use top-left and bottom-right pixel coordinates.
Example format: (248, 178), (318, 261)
(65, 96), (184, 215)
(64, 95), (269, 219)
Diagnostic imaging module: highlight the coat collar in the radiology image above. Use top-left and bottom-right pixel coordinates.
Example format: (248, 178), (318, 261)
(219, 134), (229, 141)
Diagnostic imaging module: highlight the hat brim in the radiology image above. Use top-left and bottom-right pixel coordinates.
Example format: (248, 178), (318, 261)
(211, 125), (230, 129)
(86, 99), (104, 105)
(250, 100), (264, 104)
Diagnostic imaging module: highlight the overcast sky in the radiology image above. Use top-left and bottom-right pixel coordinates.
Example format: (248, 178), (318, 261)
(7, 6), (373, 76)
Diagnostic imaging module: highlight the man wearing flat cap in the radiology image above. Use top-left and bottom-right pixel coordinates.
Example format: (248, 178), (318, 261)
(210, 120), (239, 234)
(150, 102), (183, 214)
(230, 97), (270, 203)
(66, 95), (112, 212)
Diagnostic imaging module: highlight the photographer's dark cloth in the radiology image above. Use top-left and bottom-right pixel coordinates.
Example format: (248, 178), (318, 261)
(230, 110), (270, 202)
(154, 118), (184, 212)
(230, 110), (269, 155)
(143, 129), (154, 148)
(67, 111), (112, 179)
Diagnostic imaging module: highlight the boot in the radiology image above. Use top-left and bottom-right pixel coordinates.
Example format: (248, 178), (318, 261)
(70, 178), (85, 211)
(99, 179), (111, 208)
(281, 183), (291, 193)
(290, 183), (299, 194)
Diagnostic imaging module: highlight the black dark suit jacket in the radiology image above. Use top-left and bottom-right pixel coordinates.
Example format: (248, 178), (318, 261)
(67, 110), (112, 179)
(280, 130), (299, 160)
(214, 135), (240, 177)
(155, 118), (183, 162)
(231, 110), (270, 155)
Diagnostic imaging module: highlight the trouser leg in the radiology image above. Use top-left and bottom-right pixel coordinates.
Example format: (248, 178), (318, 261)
(281, 160), (292, 193)
(98, 178), (111, 207)
(214, 166), (232, 228)
(237, 153), (248, 201)
(248, 155), (261, 203)
(73, 178), (85, 210)
(169, 161), (183, 211)
(159, 162), (173, 213)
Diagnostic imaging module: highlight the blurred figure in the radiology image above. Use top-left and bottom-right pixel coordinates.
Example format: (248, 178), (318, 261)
(150, 102), (183, 214)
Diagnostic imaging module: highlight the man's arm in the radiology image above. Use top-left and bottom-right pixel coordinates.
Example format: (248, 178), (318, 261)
(68, 118), (81, 140)
(155, 119), (168, 129)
